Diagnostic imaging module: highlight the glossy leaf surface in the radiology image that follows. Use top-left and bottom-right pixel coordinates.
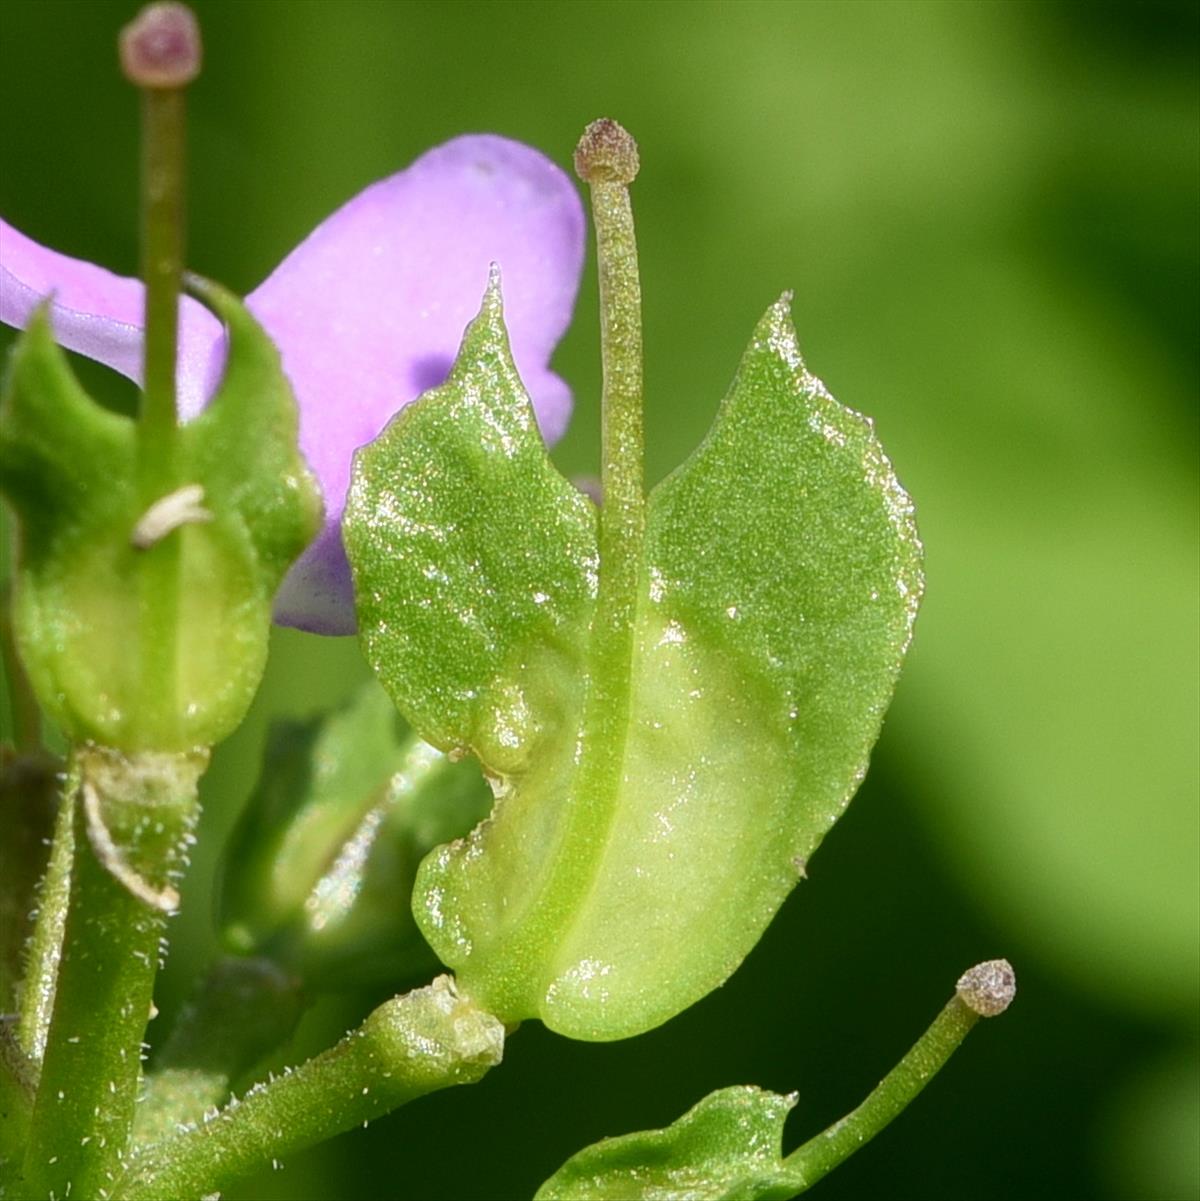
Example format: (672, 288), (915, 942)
(0, 281), (321, 751)
(535, 1085), (805, 1201)
(345, 283), (921, 1039)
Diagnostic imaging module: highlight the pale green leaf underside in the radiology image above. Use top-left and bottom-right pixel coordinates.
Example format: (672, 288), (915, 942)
(534, 1085), (806, 1201)
(0, 283), (321, 751)
(346, 284), (921, 1040)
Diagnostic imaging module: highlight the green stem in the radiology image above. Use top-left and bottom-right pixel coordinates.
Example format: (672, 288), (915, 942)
(583, 141), (645, 810)
(114, 976), (504, 1201)
(22, 746), (206, 1201)
(14, 759), (77, 1064)
(134, 957), (302, 1148)
(138, 85), (185, 463)
(787, 960), (1017, 1191)
(136, 84), (187, 734)
(586, 133), (645, 619)
(478, 121), (649, 1012)
(529, 120), (646, 945)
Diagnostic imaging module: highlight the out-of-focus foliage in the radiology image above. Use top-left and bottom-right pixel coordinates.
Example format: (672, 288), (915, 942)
(1, 1), (1195, 1199)
(218, 679), (491, 988)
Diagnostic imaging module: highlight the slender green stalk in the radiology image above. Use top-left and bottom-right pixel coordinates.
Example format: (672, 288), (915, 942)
(114, 977), (504, 1201)
(575, 118), (645, 618)
(134, 80), (188, 733)
(118, 1), (202, 739)
(534, 119), (647, 929)
(22, 747), (206, 1201)
(787, 960), (1017, 1191)
(137, 85), (186, 464)
(134, 957), (302, 1147)
(13, 759), (76, 1064)
(465, 120), (650, 995)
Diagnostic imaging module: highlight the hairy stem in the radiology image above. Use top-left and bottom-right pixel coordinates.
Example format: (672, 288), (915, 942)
(13, 759), (77, 1065)
(22, 747), (205, 1201)
(114, 976), (503, 1201)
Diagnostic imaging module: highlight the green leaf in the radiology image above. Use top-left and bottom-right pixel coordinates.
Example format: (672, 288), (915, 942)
(347, 274), (598, 766)
(219, 679), (491, 987)
(345, 283), (920, 1039)
(534, 1085), (805, 1201)
(0, 283), (321, 751)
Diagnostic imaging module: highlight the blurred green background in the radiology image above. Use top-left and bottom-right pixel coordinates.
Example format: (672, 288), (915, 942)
(1, 1), (1197, 1198)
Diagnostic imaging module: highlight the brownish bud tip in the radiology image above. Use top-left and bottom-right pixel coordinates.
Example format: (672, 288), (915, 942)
(120, 2), (202, 89)
(956, 959), (1016, 1017)
(574, 119), (640, 185)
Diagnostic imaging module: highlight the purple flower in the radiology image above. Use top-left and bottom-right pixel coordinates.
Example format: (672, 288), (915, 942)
(0, 135), (584, 634)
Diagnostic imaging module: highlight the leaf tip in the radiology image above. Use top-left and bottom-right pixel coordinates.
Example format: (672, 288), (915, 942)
(751, 291), (802, 370)
(13, 297), (58, 355)
(483, 261), (504, 313)
(182, 270), (230, 316)
(461, 263), (510, 353)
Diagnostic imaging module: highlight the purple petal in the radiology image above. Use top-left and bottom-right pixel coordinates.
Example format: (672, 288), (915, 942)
(0, 218), (223, 416)
(250, 134), (584, 633)
(0, 135), (585, 637)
